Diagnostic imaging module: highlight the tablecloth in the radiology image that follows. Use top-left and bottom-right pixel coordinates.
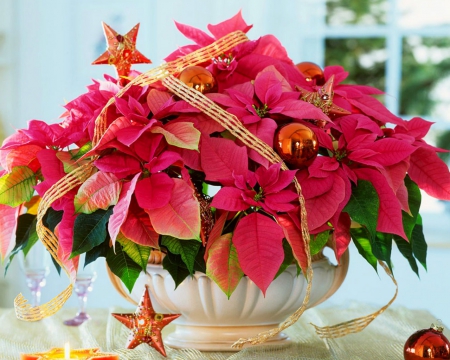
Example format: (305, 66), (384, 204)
(0, 304), (446, 359)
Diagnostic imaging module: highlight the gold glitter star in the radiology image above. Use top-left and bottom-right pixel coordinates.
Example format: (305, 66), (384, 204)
(112, 285), (180, 356)
(296, 75), (351, 118)
(92, 22), (151, 85)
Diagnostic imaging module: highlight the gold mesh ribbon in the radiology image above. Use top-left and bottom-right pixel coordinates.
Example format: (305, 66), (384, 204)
(312, 260), (398, 338)
(14, 163), (94, 321)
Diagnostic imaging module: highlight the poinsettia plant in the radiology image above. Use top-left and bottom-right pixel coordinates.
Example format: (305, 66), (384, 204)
(1, 12), (450, 299)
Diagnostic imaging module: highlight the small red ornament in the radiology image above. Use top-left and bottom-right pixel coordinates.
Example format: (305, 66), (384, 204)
(404, 323), (450, 360)
(112, 285), (181, 357)
(178, 66), (216, 94)
(92, 22), (151, 85)
(296, 61), (325, 85)
(274, 123), (319, 169)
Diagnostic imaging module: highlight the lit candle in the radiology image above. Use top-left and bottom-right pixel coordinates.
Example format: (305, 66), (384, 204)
(20, 347), (119, 359)
(64, 343), (76, 359)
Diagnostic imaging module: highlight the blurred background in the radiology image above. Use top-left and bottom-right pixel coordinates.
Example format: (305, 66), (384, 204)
(1, 0), (450, 326)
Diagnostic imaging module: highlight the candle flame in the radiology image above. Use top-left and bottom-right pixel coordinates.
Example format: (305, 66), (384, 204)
(64, 342), (70, 359)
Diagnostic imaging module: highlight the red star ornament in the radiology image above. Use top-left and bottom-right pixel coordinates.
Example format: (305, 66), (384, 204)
(92, 22), (151, 85)
(112, 285), (180, 357)
(296, 75), (351, 118)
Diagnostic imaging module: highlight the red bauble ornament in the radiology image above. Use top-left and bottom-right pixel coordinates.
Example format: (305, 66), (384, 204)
(404, 324), (450, 360)
(178, 66), (216, 94)
(274, 123), (319, 169)
(112, 285), (181, 357)
(296, 61), (325, 85)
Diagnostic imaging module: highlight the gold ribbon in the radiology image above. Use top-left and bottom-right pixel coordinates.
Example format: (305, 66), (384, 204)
(311, 260), (398, 338)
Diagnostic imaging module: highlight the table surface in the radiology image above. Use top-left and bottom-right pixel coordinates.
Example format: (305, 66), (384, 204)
(0, 304), (446, 359)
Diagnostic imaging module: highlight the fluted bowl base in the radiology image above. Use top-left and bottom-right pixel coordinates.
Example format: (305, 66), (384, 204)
(165, 324), (289, 352)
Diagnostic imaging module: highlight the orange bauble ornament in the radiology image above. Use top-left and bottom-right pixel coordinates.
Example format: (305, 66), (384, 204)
(404, 324), (450, 360)
(296, 61), (325, 85)
(178, 66), (216, 94)
(274, 123), (319, 169)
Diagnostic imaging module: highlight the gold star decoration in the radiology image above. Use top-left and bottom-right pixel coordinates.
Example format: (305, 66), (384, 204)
(112, 285), (180, 357)
(92, 22), (151, 85)
(296, 75), (351, 118)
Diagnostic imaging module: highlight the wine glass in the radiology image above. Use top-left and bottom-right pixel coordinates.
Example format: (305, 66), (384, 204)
(64, 254), (97, 326)
(18, 241), (51, 307)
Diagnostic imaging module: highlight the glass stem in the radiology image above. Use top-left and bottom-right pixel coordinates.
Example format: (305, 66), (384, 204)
(31, 288), (41, 307)
(77, 292), (88, 314)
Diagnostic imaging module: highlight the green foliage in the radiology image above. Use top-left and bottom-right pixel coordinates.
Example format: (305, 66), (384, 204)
(274, 238), (295, 279)
(402, 176), (421, 241)
(85, 239), (110, 268)
(393, 235), (419, 277)
(372, 231), (392, 272)
(71, 207), (113, 258)
(161, 236), (202, 275)
(350, 227), (378, 271)
(106, 242), (142, 293)
(310, 230), (330, 256)
(344, 180), (379, 241)
(411, 214), (427, 270)
(161, 240), (206, 289)
(326, 0), (386, 25)
(117, 233), (151, 271)
(0, 166), (37, 207)
(162, 253), (191, 288)
(4, 214), (38, 275)
(43, 209), (63, 233)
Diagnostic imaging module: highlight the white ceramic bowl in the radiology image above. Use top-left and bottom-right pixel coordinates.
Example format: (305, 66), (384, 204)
(109, 251), (349, 351)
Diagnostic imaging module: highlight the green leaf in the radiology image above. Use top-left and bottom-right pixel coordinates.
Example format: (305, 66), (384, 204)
(5, 214), (38, 275)
(15, 214), (37, 249)
(50, 255), (62, 275)
(0, 166), (37, 206)
(43, 208), (64, 233)
(193, 246), (206, 273)
(351, 227), (378, 272)
(274, 238), (295, 279)
(106, 242), (142, 293)
(402, 176), (421, 240)
(393, 235), (419, 277)
(117, 232), (151, 271)
(85, 240), (109, 268)
(161, 236), (201, 275)
(73, 142), (92, 160)
(411, 214), (427, 270)
(21, 223), (39, 257)
(372, 231), (393, 272)
(12, 214), (38, 257)
(162, 252), (191, 288)
(344, 180), (379, 241)
(310, 230), (330, 256)
(71, 207), (113, 258)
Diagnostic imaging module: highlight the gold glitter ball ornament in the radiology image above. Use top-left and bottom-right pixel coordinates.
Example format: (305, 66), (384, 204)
(178, 66), (216, 94)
